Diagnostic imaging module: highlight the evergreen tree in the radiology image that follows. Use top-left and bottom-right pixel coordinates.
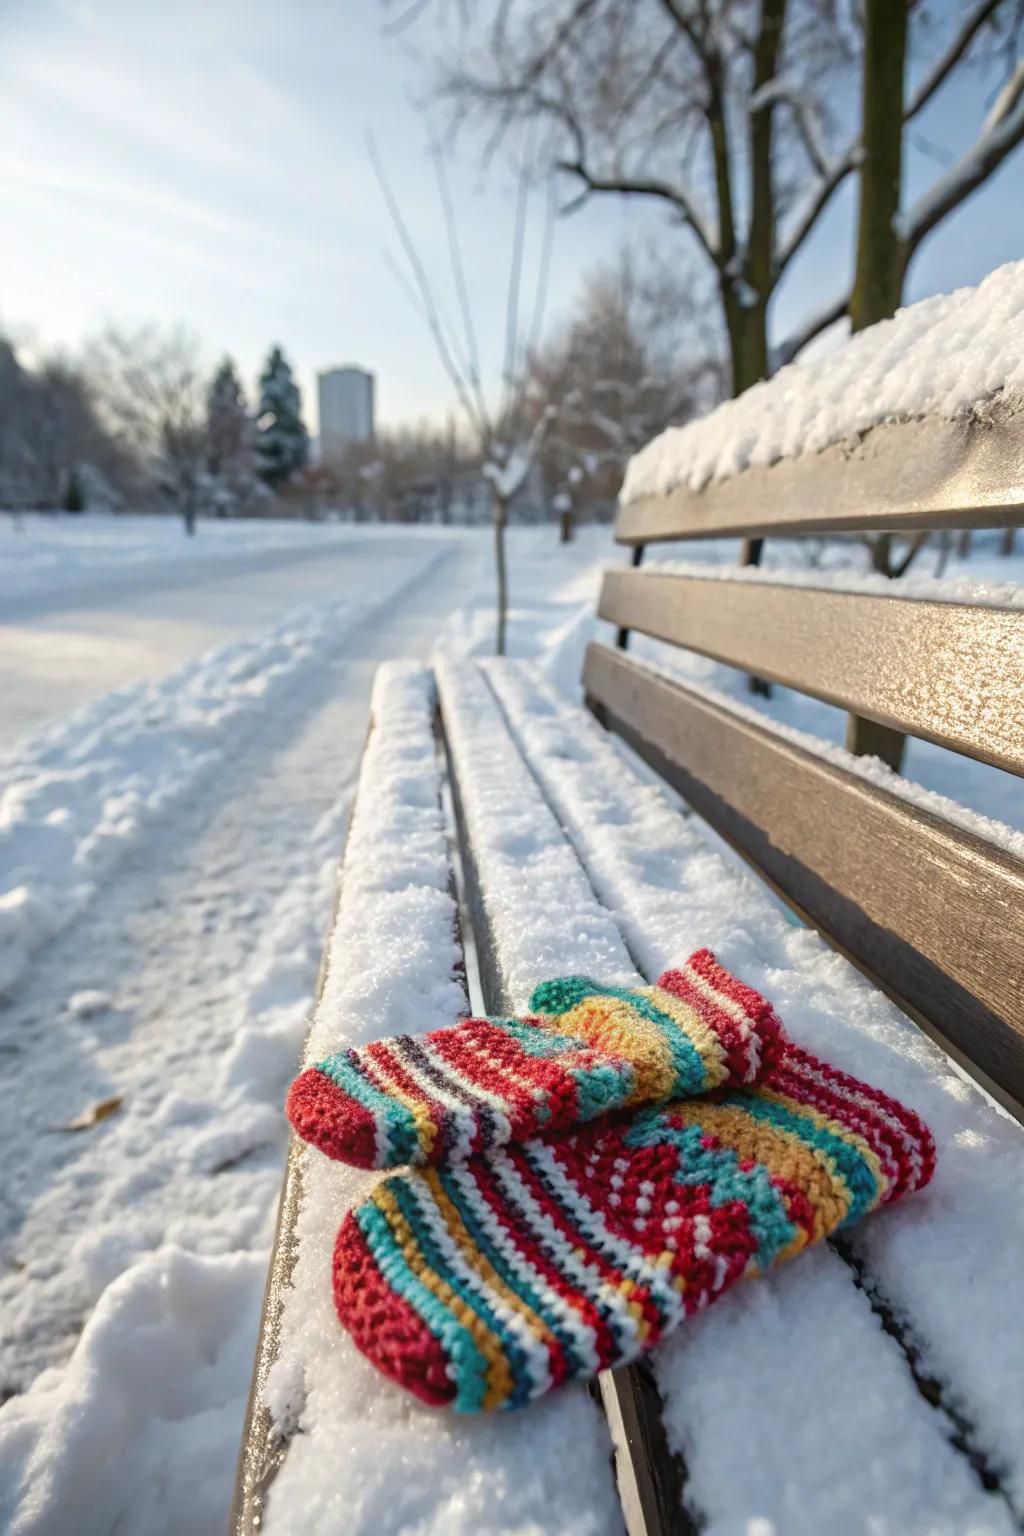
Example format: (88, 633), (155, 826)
(255, 345), (308, 489)
(206, 357), (258, 513)
(63, 466), (86, 512)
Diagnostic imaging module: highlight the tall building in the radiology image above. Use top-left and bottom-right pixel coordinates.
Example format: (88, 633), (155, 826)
(318, 366), (375, 459)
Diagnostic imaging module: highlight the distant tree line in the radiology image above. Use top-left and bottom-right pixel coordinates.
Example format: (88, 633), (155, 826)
(2, 244), (722, 542)
(1, 331), (310, 535)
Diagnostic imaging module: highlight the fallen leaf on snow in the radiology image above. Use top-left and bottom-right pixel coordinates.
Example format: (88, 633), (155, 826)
(58, 1095), (124, 1132)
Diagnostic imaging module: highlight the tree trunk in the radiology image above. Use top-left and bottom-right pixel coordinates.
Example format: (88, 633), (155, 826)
(722, 290), (770, 402)
(849, 0), (909, 333)
(1001, 525), (1017, 557)
(725, 0), (781, 588)
(724, 294), (771, 581)
(723, 297), (772, 685)
(493, 492), (509, 657)
(847, 0), (910, 768)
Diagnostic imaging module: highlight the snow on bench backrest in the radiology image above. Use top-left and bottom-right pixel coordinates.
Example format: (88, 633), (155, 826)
(615, 261), (1024, 545)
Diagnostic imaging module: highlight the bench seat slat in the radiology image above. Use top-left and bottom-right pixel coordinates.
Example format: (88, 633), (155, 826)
(233, 664), (620, 1536)
(435, 657), (687, 1536)
(614, 411), (1024, 545)
(487, 656), (1024, 1522)
(582, 642), (1024, 1108)
(475, 660), (1019, 1536)
(599, 567), (1024, 777)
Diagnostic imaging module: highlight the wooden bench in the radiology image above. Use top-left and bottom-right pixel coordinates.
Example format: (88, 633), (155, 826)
(231, 406), (1024, 1536)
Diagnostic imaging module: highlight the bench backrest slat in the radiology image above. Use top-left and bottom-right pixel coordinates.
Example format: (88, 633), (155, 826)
(583, 641), (1024, 1106)
(598, 568), (1024, 776)
(616, 411), (1024, 545)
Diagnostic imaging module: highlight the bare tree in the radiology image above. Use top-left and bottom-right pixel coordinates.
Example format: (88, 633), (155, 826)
(87, 325), (208, 534)
(370, 134), (556, 654)
(529, 249), (726, 535)
(395, 0), (1024, 582)
(405, 0), (1024, 427)
(421, 0), (850, 404)
(0, 335), (127, 516)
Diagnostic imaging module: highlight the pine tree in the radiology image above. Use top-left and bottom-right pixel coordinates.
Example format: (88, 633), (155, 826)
(206, 357), (258, 513)
(63, 466), (86, 512)
(255, 346), (309, 489)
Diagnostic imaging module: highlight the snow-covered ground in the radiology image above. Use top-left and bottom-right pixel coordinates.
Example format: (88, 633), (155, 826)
(0, 512), (416, 603)
(0, 549), (454, 999)
(0, 521), (606, 1535)
(0, 519), (476, 740)
(0, 513), (1021, 1534)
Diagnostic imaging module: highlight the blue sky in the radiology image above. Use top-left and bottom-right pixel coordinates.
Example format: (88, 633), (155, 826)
(1, 0), (1022, 432)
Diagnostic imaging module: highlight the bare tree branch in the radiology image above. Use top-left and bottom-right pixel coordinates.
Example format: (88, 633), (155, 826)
(776, 146), (861, 274)
(984, 51), (1024, 132)
(501, 149), (532, 422)
(524, 170), (557, 369)
(656, 0), (713, 64)
(905, 0), (1004, 119)
(556, 158), (718, 260)
(431, 142), (488, 426)
(504, 0), (602, 96)
(381, 0), (434, 38)
(773, 291), (848, 368)
(367, 130), (487, 437)
(483, 405), (554, 501)
(753, 83), (830, 178)
(902, 73), (1024, 259)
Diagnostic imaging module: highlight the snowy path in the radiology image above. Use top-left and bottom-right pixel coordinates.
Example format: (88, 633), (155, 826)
(1, 530), (470, 741)
(0, 538), (480, 1402)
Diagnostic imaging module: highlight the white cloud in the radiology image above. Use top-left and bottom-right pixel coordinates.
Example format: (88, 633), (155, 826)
(0, 0), (641, 425)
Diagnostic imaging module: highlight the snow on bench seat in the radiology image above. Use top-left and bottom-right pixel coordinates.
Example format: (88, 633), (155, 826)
(259, 663), (621, 1536)
(474, 657), (1023, 1531)
(436, 657), (634, 1005)
(253, 654), (1023, 1534)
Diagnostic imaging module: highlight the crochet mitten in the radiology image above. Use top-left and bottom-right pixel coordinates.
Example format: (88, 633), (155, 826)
(332, 1043), (935, 1411)
(287, 948), (787, 1170)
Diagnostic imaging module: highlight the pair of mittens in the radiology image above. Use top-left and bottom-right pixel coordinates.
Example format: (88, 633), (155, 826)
(285, 950), (935, 1413)
(331, 1042), (936, 1412)
(286, 948), (787, 1170)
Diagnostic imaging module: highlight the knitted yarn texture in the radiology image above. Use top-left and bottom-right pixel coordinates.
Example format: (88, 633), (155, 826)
(287, 949), (787, 1170)
(332, 1040), (935, 1412)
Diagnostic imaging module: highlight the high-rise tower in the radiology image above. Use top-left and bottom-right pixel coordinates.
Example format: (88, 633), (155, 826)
(318, 366), (375, 458)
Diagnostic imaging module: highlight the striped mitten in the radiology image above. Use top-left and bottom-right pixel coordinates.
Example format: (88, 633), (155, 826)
(287, 949), (787, 1170)
(332, 1042), (935, 1411)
